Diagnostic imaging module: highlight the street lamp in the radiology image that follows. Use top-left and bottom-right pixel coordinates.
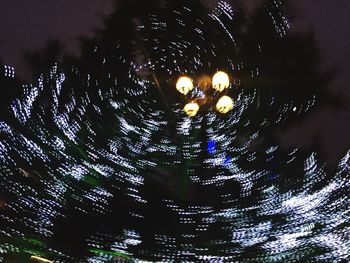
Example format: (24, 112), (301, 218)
(176, 71), (234, 117)
(183, 101), (200, 117)
(216, 95), (234, 113)
(212, 71), (230, 92)
(176, 76), (194, 95)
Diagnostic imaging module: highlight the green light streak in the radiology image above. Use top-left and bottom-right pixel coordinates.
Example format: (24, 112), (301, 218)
(25, 238), (47, 247)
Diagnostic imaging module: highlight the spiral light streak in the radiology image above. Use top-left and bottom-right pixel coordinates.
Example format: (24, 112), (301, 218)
(0, 1), (349, 262)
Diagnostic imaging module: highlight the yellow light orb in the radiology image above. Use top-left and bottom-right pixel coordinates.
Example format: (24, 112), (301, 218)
(176, 76), (194, 95)
(184, 102), (200, 117)
(212, 71), (230, 92)
(216, 95), (234, 114)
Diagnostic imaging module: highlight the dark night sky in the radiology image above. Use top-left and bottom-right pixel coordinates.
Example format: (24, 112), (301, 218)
(0, 0), (349, 165)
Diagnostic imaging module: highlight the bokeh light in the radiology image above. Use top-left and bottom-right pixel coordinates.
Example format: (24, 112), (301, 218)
(0, 0), (349, 262)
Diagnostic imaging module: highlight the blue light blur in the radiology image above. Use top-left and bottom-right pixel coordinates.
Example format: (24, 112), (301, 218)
(207, 140), (216, 154)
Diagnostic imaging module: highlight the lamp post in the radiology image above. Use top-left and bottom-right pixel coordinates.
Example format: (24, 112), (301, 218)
(175, 71), (234, 116)
(174, 71), (235, 199)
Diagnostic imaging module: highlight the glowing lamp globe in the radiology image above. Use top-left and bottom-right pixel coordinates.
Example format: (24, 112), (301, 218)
(212, 71), (230, 92)
(216, 95), (234, 113)
(184, 102), (200, 117)
(176, 76), (194, 95)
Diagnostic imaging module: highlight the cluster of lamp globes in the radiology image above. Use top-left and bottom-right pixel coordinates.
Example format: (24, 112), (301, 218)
(176, 71), (234, 117)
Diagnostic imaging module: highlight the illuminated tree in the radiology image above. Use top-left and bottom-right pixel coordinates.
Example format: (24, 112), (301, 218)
(0, 0), (348, 262)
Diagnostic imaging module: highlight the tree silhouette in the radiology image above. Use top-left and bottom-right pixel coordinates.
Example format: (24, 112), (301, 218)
(0, 0), (349, 262)
(22, 39), (63, 79)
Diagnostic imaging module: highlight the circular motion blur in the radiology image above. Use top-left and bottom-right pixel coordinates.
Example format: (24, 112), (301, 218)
(0, 0), (348, 262)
